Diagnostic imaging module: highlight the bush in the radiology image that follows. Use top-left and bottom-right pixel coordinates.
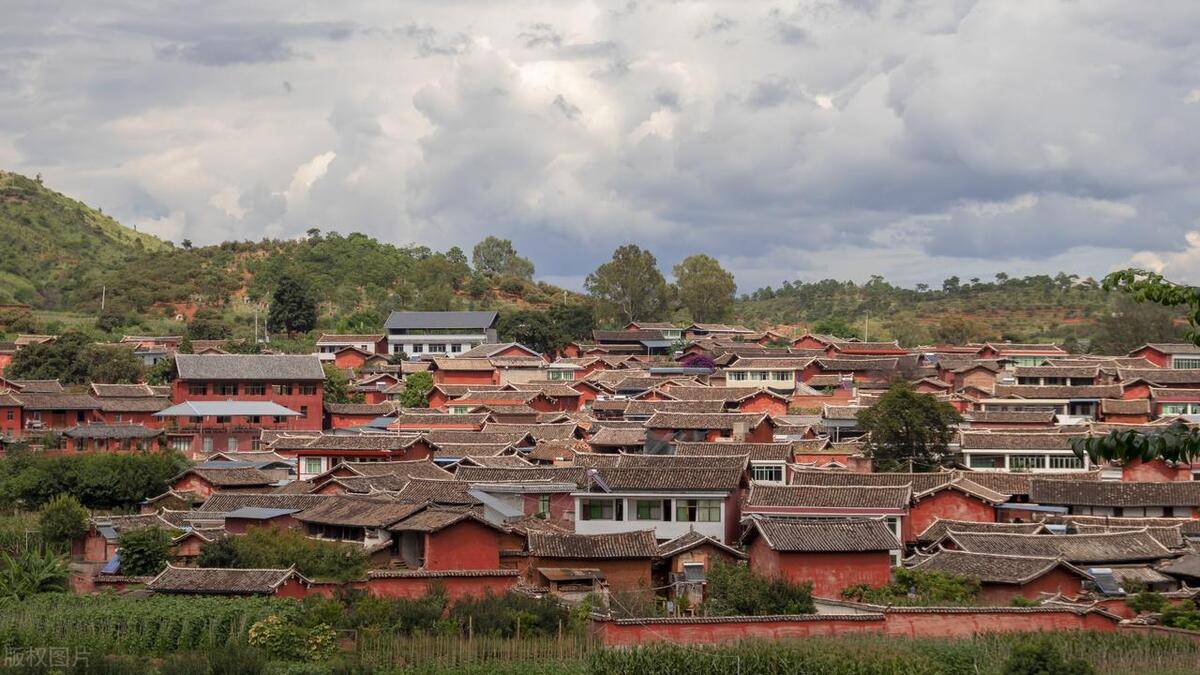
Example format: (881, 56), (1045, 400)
(297, 586), (448, 634)
(447, 591), (568, 637)
(247, 614), (337, 662)
(38, 494), (88, 545)
(1127, 590), (1168, 614)
(1161, 602), (1200, 630)
(398, 371), (433, 409)
(1003, 638), (1094, 675)
(195, 526), (367, 581)
(117, 527), (173, 576)
(0, 547), (69, 599)
(0, 449), (190, 510)
(842, 567), (980, 606)
(702, 560), (815, 616)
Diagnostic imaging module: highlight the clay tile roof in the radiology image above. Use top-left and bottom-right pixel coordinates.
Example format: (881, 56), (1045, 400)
(813, 358), (899, 372)
(664, 386), (786, 402)
(90, 383), (157, 398)
(623, 399), (728, 416)
(386, 505), (495, 533)
(460, 455), (534, 468)
(747, 484), (912, 510)
(916, 519), (1046, 545)
(725, 357), (814, 370)
(324, 475), (410, 494)
(300, 434), (421, 451)
(182, 467), (274, 487)
(64, 423), (162, 439)
(1117, 368), (1200, 385)
(431, 358), (496, 371)
(450, 392), (538, 405)
(1052, 514), (1200, 538)
(528, 530), (658, 559)
(294, 496), (423, 528)
(788, 470), (951, 493)
(323, 402), (400, 416)
(959, 431), (1085, 451)
(643, 412), (768, 431)
(745, 518), (899, 552)
(94, 395), (171, 413)
(914, 478), (1010, 506)
(147, 565), (308, 595)
(391, 412), (489, 427)
(1098, 399), (1151, 415)
(338, 459), (453, 480)
(175, 354), (325, 380)
(612, 454), (749, 470)
(656, 530), (746, 559)
(908, 550), (1086, 585)
(946, 529), (1173, 564)
(1012, 365), (1101, 378)
(822, 405), (865, 421)
(588, 427), (645, 447)
(674, 441), (792, 462)
(456, 465), (588, 485)
(14, 393), (100, 410)
(198, 493), (329, 513)
(483, 423), (578, 441)
(395, 478), (478, 505)
(10, 379), (64, 393)
(432, 442), (515, 458)
(1029, 479), (1200, 507)
(425, 430), (531, 445)
(1072, 523), (1185, 550)
(589, 467), (743, 491)
(508, 383), (583, 398)
(967, 411), (1057, 424)
(1139, 343), (1200, 355)
(991, 384), (1123, 399)
(957, 469), (1101, 496)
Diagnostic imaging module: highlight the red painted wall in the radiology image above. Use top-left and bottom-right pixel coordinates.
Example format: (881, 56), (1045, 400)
(170, 379), (323, 430)
(907, 491), (996, 544)
(737, 395), (788, 416)
(354, 574), (517, 601)
(531, 557), (652, 592)
(435, 370), (499, 385)
(423, 520), (502, 570)
(1121, 458), (1192, 482)
(977, 568), (1087, 604)
(1128, 347), (1168, 368)
(748, 538), (892, 598)
(0, 404), (24, 437)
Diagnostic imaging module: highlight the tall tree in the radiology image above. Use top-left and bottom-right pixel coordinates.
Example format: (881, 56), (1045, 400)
(1089, 294), (1186, 355)
(585, 245), (669, 324)
(498, 309), (560, 355)
(472, 237), (535, 279)
(548, 301), (596, 342)
(398, 371), (434, 408)
(673, 254), (736, 323)
(267, 274), (318, 337)
(1102, 268), (1200, 345)
(322, 364), (363, 404)
(857, 380), (963, 472)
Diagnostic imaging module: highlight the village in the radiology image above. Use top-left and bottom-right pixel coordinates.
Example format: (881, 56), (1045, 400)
(1, 310), (1199, 663)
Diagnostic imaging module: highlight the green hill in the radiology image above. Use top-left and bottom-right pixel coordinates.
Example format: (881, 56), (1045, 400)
(0, 171), (168, 306)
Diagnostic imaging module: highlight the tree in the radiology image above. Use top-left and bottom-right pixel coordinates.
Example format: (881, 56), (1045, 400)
(673, 254), (736, 323)
(549, 301), (596, 342)
(38, 494), (88, 545)
(811, 316), (857, 338)
(198, 526), (367, 582)
(187, 309), (234, 340)
(267, 274), (318, 337)
(702, 560), (814, 616)
(335, 309), (383, 334)
(6, 331), (141, 385)
(398, 371), (433, 408)
(857, 380), (963, 472)
(585, 245), (669, 324)
(498, 309), (560, 355)
(942, 276), (961, 294)
(1071, 420), (1200, 466)
(81, 345), (144, 384)
(932, 316), (984, 345)
(1101, 268), (1198, 346)
(472, 237), (535, 279)
(0, 548), (69, 600)
(117, 527), (173, 576)
(885, 317), (930, 348)
(1088, 294), (1186, 355)
(1003, 639), (1094, 675)
(322, 364), (363, 405)
(387, 351), (409, 365)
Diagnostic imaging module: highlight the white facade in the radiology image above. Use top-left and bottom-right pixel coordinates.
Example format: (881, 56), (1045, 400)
(961, 448), (1091, 472)
(572, 492), (728, 541)
(387, 334), (487, 356)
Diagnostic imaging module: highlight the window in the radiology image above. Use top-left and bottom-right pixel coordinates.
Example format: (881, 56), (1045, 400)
(216, 383), (237, 396)
(215, 416), (231, 424)
(967, 454), (1005, 469)
(247, 415), (261, 424)
(1162, 403), (1200, 415)
(273, 416), (285, 424)
(772, 371), (792, 382)
(411, 344), (424, 353)
(273, 384), (293, 396)
(537, 494), (551, 516)
(580, 498), (622, 521)
(751, 464), (784, 484)
(727, 371), (747, 382)
(191, 416), (204, 425)
(299, 406), (309, 418)
(5, 410), (12, 421)
(1173, 357), (1200, 369)
(635, 499), (669, 521)
(682, 562), (706, 582)
(188, 383), (207, 396)
(227, 438), (238, 452)
(251, 439), (262, 451)
(302, 457), (324, 475)
(202, 437), (213, 453)
(299, 384), (317, 395)
(244, 383), (266, 396)
(428, 343), (447, 353)
(1049, 455), (1084, 470)
(450, 343), (463, 353)
(675, 499), (721, 523)
(548, 370), (574, 381)
(1010, 455), (1046, 470)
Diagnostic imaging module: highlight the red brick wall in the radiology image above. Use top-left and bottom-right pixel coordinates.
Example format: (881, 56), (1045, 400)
(748, 538), (892, 598)
(1128, 347), (1168, 368)
(328, 413), (378, 429)
(521, 492), (574, 524)
(424, 520), (501, 570)
(0, 404), (21, 437)
(907, 491), (996, 544)
(531, 557), (652, 592)
(171, 474), (216, 499)
(354, 574), (517, 601)
(334, 351), (368, 370)
(170, 379), (324, 430)
(737, 395), (788, 416)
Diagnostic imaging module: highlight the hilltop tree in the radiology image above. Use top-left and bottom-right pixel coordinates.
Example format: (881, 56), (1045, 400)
(811, 317), (857, 339)
(585, 245), (669, 324)
(267, 274), (318, 337)
(673, 254), (736, 323)
(498, 309), (560, 355)
(932, 316), (984, 345)
(1089, 294), (1186, 355)
(472, 237), (535, 280)
(858, 380), (963, 472)
(186, 308), (233, 340)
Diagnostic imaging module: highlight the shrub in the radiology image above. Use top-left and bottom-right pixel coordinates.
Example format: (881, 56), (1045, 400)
(702, 560), (815, 616)
(1127, 590), (1168, 614)
(1009, 596), (1041, 607)
(1003, 638), (1094, 675)
(196, 526), (367, 581)
(448, 591), (568, 637)
(842, 567), (980, 606)
(1161, 602), (1200, 630)
(117, 527), (173, 576)
(38, 494), (88, 545)
(0, 547), (69, 600)
(247, 614), (337, 662)
(0, 449), (189, 510)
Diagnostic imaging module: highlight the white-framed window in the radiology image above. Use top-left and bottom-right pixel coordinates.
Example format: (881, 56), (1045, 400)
(170, 437), (191, 452)
(202, 437), (213, 453)
(428, 343), (447, 353)
(682, 562), (706, 582)
(1049, 455), (1084, 470)
(226, 438), (238, 452)
(411, 344), (424, 353)
(1172, 357), (1200, 369)
(302, 457), (324, 475)
(580, 498), (622, 521)
(885, 517), (902, 539)
(450, 343), (462, 353)
(634, 499), (669, 521)
(1010, 454), (1046, 470)
(750, 464), (784, 484)
(548, 370), (574, 381)
(1162, 403), (1200, 415)
(676, 499), (721, 523)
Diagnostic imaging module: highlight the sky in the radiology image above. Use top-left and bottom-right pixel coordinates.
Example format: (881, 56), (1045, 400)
(3, 1), (1200, 293)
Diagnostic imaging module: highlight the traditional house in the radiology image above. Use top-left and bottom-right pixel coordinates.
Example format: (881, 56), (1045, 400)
(146, 565), (313, 598)
(284, 434), (435, 479)
(324, 401), (399, 429)
(428, 358), (499, 385)
(387, 506), (511, 570)
(906, 479), (1009, 545)
(958, 431), (1091, 473)
(315, 334), (387, 362)
(741, 517), (900, 598)
(654, 530), (747, 608)
(170, 465), (276, 499)
(1126, 343), (1200, 369)
(907, 550), (1091, 603)
(722, 358), (813, 394)
(91, 383), (170, 426)
(643, 412), (775, 446)
(155, 400), (306, 455)
(942, 529), (1176, 566)
(743, 483), (910, 552)
(63, 423), (163, 453)
(526, 530), (658, 592)
(1028, 479), (1200, 518)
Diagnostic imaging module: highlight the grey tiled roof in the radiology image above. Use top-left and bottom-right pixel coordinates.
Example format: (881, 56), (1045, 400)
(385, 311), (497, 330)
(746, 518), (899, 552)
(175, 354), (325, 381)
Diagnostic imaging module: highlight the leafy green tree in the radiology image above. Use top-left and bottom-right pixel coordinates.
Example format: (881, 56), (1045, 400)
(398, 371), (434, 408)
(335, 309), (384, 334)
(1003, 638), (1094, 675)
(0, 548), (69, 600)
(933, 316), (984, 345)
(38, 494), (88, 545)
(702, 560), (815, 616)
(117, 527), (173, 576)
(858, 380), (963, 472)
(187, 309), (234, 340)
(1071, 420), (1200, 466)
(6, 331), (93, 383)
(267, 274), (318, 337)
(387, 351), (409, 365)
(1126, 590), (1167, 614)
(886, 316), (930, 348)
(146, 358), (174, 386)
(81, 345), (144, 384)
(842, 568), (980, 606)
(198, 526), (367, 582)
(498, 309), (559, 354)
(549, 301), (596, 342)
(1089, 293), (1186, 354)
(585, 245), (669, 324)
(811, 316), (857, 338)
(322, 364), (363, 404)
(472, 236), (535, 279)
(0, 450), (189, 510)
(96, 305), (130, 333)
(1161, 602), (1200, 630)
(1103, 268), (1200, 345)
(673, 254), (736, 323)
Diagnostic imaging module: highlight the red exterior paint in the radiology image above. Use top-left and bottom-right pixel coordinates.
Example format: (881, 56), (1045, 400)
(792, 335), (833, 350)
(907, 490), (996, 545)
(0, 403), (23, 437)
(354, 573), (517, 601)
(976, 567), (1087, 604)
(333, 349), (371, 370)
(530, 557), (652, 592)
(735, 393), (788, 416)
(63, 434), (163, 453)
(1121, 458), (1192, 482)
(435, 370), (499, 385)
(1121, 382), (1152, 400)
(520, 492), (575, 524)
(169, 379), (323, 430)
(327, 412), (380, 429)
(1128, 346), (1169, 368)
(423, 519), (502, 570)
(748, 537), (892, 599)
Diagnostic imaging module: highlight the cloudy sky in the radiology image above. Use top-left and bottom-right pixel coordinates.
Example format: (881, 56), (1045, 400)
(3, 1), (1200, 292)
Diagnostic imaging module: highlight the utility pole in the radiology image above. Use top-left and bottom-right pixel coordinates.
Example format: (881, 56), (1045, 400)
(100, 285), (106, 312)
(863, 311), (869, 341)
